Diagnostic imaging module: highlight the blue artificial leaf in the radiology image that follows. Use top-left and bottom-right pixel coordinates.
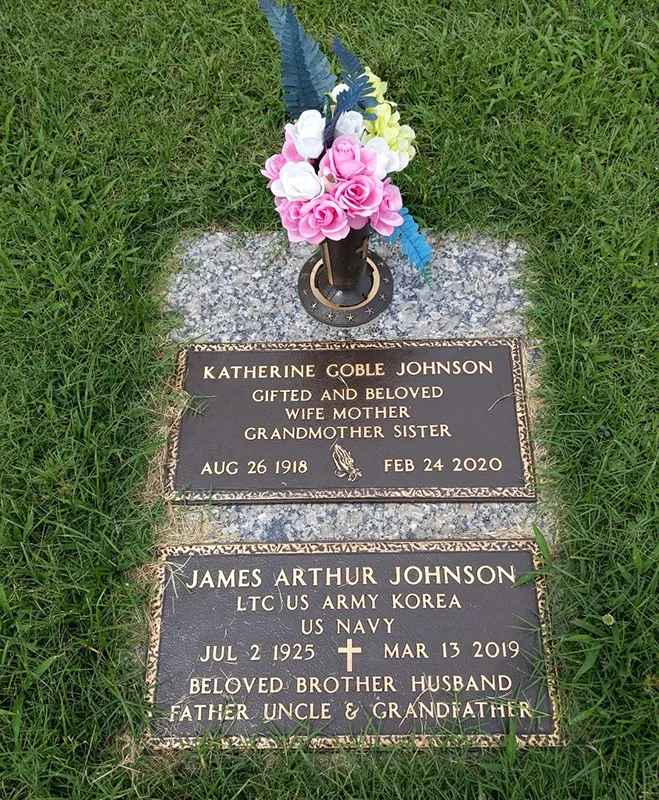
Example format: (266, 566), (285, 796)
(332, 36), (376, 111)
(332, 36), (364, 80)
(334, 79), (370, 116)
(262, 1), (335, 118)
(322, 69), (377, 148)
(259, 0), (287, 41)
(322, 115), (339, 150)
(384, 208), (433, 277)
(280, 4), (323, 116)
(321, 37), (378, 148)
(322, 118), (337, 149)
(322, 78), (370, 148)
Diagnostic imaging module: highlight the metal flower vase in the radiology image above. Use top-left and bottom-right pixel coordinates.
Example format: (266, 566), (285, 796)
(298, 226), (393, 327)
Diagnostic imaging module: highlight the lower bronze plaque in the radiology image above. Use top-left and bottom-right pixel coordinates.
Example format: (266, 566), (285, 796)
(146, 541), (560, 748)
(165, 339), (535, 503)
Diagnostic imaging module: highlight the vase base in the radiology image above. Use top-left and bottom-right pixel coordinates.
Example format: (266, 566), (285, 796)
(298, 251), (394, 328)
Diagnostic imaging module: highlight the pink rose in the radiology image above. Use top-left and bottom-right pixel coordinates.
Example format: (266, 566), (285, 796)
(275, 198), (306, 242)
(260, 153), (287, 187)
(319, 135), (377, 180)
(331, 174), (384, 229)
(262, 130), (307, 188)
(298, 194), (350, 244)
(370, 179), (404, 236)
(347, 215), (369, 230)
(282, 131), (305, 163)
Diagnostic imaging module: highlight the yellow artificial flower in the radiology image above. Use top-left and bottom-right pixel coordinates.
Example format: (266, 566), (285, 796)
(364, 68), (388, 105)
(361, 69), (417, 169)
(391, 123), (416, 168)
(363, 103), (417, 168)
(363, 102), (399, 143)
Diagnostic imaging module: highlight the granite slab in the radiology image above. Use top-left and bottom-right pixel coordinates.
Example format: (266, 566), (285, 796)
(164, 229), (546, 544)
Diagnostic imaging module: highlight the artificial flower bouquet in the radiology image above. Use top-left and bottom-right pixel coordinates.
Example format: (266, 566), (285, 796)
(259, 0), (431, 274)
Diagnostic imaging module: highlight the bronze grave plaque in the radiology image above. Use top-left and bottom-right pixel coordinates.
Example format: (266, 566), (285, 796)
(165, 339), (534, 503)
(146, 540), (560, 749)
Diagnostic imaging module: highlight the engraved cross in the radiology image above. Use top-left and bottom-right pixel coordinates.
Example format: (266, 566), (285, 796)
(337, 638), (362, 673)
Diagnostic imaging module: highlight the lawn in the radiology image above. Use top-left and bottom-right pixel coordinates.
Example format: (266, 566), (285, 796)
(1, 0), (658, 797)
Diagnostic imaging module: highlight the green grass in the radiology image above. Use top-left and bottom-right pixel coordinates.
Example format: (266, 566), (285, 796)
(1, 0), (658, 796)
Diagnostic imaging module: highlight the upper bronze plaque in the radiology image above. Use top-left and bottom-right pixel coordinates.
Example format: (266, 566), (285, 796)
(165, 339), (535, 503)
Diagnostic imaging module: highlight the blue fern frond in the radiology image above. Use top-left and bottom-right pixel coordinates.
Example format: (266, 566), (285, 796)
(332, 37), (376, 112)
(280, 4), (325, 116)
(332, 36), (364, 80)
(322, 114), (339, 149)
(259, 0), (287, 41)
(385, 208), (432, 277)
(322, 67), (377, 148)
(322, 121), (335, 148)
(334, 79), (369, 115)
(262, 1), (335, 118)
(322, 78), (370, 148)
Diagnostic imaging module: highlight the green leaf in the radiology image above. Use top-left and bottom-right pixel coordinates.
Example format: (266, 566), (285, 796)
(563, 634), (595, 642)
(574, 646), (601, 680)
(12, 694), (23, 747)
(573, 618), (606, 635)
(0, 582), (10, 615)
(647, 541), (659, 564)
(569, 705), (600, 725)
(533, 524), (553, 564)
(513, 569), (545, 587)
(506, 718), (517, 766)
(31, 654), (60, 679)
(481, 762), (505, 773)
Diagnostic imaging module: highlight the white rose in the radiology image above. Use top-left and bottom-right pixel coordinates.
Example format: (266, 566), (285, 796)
(270, 161), (324, 201)
(363, 136), (401, 179)
(284, 109), (325, 159)
(335, 110), (364, 138)
(330, 83), (350, 101)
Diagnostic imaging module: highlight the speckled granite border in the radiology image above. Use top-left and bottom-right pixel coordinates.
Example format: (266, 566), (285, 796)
(163, 230), (547, 544)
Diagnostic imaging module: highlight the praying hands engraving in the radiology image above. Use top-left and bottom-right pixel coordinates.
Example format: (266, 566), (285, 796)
(331, 441), (362, 482)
